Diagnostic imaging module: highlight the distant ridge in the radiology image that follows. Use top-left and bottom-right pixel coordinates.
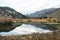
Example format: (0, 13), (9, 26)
(0, 7), (27, 18)
(26, 8), (60, 19)
(0, 7), (27, 32)
(49, 8), (60, 20)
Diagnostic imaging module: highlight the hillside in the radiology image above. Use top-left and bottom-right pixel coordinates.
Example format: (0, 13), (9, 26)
(26, 8), (60, 18)
(0, 7), (27, 18)
(0, 7), (27, 32)
(49, 9), (60, 20)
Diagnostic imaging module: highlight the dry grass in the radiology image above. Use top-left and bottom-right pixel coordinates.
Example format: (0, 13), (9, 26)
(0, 30), (60, 40)
(0, 17), (60, 40)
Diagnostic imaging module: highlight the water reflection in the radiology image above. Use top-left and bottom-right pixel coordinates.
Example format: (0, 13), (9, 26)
(0, 24), (52, 36)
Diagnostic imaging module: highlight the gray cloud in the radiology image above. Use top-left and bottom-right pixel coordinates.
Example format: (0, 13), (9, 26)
(0, 0), (60, 14)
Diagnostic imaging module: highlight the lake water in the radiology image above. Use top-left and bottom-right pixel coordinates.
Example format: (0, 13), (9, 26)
(0, 24), (52, 36)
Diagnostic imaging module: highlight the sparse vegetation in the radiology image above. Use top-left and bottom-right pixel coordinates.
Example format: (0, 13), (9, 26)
(0, 17), (60, 32)
(0, 30), (60, 40)
(0, 18), (15, 32)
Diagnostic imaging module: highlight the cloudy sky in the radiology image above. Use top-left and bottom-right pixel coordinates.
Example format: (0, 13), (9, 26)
(0, 0), (60, 14)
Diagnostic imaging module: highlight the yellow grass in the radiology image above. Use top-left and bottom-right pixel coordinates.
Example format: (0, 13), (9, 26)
(0, 30), (60, 40)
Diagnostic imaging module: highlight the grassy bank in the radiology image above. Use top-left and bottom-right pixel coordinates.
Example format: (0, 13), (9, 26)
(0, 30), (60, 40)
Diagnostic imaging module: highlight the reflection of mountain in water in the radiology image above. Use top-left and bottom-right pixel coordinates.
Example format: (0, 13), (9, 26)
(29, 23), (57, 30)
(0, 24), (52, 36)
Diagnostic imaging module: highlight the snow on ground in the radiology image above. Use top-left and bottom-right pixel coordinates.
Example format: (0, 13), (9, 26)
(0, 24), (52, 36)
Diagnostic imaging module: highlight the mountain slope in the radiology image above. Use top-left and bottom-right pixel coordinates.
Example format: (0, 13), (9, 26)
(49, 9), (60, 20)
(0, 7), (27, 32)
(0, 7), (27, 18)
(26, 8), (60, 18)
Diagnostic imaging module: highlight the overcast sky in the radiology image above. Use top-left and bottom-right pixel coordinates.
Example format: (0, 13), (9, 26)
(0, 0), (60, 14)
